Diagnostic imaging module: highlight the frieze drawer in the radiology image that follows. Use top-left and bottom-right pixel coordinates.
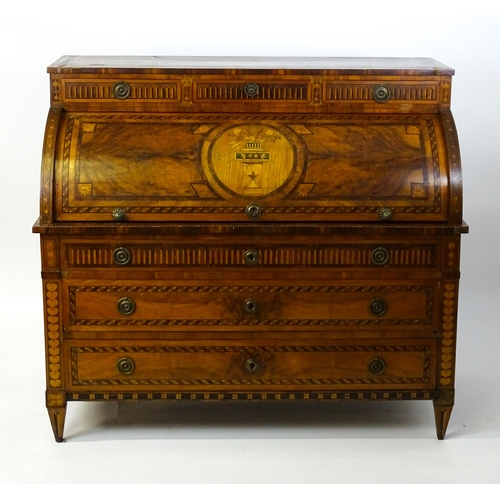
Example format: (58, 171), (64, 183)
(65, 339), (437, 392)
(61, 240), (439, 269)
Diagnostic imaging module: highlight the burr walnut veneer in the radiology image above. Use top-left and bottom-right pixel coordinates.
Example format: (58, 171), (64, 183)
(33, 56), (467, 441)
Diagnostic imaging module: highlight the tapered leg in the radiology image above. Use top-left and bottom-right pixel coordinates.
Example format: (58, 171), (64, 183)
(47, 406), (66, 442)
(46, 391), (67, 442)
(433, 403), (453, 440)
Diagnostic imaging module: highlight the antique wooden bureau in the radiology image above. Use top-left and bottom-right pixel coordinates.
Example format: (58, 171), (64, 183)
(33, 56), (467, 441)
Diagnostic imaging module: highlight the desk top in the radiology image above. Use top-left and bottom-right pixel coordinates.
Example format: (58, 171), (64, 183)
(48, 56), (454, 76)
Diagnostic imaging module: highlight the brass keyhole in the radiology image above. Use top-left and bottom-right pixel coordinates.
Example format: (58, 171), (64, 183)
(244, 249), (260, 265)
(245, 358), (261, 373)
(245, 204), (262, 220)
(244, 298), (260, 314)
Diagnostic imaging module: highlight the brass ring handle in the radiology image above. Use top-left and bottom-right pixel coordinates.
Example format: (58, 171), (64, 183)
(244, 82), (259, 97)
(244, 249), (260, 265)
(369, 297), (387, 316)
(243, 298), (260, 314)
(113, 247), (132, 266)
(113, 81), (131, 100)
(245, 358), (261, 373)
(372, 84), (391, 103)
(117, 297), (136, 315)
(117, 357), (135, 375)
(371, 247), (389, 266)
(368, 357), (386, 375)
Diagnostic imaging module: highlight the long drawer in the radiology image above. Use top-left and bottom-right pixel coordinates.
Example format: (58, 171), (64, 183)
(63, 279), (437, 331)
(65, 339), (437, 392)
(61, 239), (440, 270)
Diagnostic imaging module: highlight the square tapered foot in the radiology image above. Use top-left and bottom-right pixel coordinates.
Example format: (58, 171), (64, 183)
(47, 406), (66, 442)
(433, 403), (453, 440)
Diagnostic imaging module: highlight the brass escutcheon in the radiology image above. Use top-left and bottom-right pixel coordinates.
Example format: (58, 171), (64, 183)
(245, 204), (262, 220)
(244, 249), (260, 265)
(245, 358), (261, 373)
(368, 357), (386, 375)
(243, 298), (260, 314)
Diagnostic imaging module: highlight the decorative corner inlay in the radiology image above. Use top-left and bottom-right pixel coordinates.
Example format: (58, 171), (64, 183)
(445, 240), (457, 268)
(52, 80), (60, 102)
(182, 78), (192, 104)
(312, 80), (322, 104)
(440, 282), (456, 386)
(45, 282), (61, 389)
(82, 123), (96, 133)
(442, 82), (451, 104)
(47, 392), (65, 407)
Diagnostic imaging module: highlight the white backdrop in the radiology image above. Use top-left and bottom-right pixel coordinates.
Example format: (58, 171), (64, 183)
(1, 2), (499, 485)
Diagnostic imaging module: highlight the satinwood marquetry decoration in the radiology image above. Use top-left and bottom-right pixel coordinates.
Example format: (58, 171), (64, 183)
(34, 56), (467, 441)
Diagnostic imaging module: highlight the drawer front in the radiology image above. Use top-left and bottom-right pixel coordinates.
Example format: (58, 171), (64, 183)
(62, 240), (439, 270)
(66, 281), (435, 330)
(66, 339), (437, 391)
(54, 113), (449, 223)
(55, 75), (445, 113)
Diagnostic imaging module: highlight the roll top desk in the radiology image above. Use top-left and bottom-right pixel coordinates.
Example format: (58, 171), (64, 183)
(33, 56), (467, 441)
